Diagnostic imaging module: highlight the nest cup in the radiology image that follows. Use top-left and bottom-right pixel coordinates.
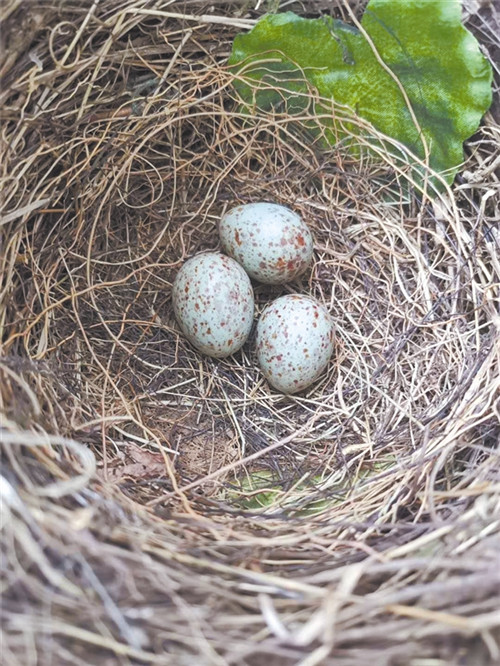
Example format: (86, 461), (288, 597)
(1, 2), (499, 665)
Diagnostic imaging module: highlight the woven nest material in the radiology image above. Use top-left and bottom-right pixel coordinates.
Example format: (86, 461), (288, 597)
(1, 1), (499, 665)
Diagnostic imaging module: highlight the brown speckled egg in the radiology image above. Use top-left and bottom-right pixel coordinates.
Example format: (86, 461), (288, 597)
(219, 202), (313, 284)
(172, 252), (254, 358)
(256, 295), (334, 394)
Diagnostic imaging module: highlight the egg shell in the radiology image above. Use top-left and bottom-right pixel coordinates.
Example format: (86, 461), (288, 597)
(256, 294), (334, 394)
(219, 202), (313, 284)
(172, 252), (254, 358)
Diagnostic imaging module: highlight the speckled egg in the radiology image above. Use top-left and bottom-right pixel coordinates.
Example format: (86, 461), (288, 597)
(172, 252), (254, 358)
(256, 295), (334, 394)
(219, 202), (313, 284)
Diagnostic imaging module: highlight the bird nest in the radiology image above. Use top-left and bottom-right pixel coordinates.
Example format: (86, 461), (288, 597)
(1, 1), (499, 665)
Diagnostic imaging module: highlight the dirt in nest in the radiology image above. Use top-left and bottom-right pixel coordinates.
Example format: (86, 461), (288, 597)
(96, 412), (239, 497)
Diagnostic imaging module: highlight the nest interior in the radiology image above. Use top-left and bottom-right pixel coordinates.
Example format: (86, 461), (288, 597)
(1, 1), (499, 665)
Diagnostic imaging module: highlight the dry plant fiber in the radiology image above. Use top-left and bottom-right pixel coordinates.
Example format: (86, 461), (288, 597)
(1, 1), (500, 665)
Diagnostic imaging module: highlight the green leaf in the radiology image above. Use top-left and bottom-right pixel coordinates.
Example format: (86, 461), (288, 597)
(224, 456), (397, 516)
(224, 470), (339, 515)
(229, 1), (493, 191)
(226, 470), (282, 510)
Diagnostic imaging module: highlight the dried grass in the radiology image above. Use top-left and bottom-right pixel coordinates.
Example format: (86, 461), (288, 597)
(1, 1), (499, 665)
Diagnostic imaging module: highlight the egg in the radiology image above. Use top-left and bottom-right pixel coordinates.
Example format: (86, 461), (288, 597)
(219, 202), (313, 284)
(172, 252), (254, 358)
(256, 295), (334, 394)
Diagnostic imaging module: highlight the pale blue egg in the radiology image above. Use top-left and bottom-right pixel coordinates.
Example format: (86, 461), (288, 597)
(256, 295), (334, 393)
(172, 252), (254, 358)
(219, 202), (313, 284)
